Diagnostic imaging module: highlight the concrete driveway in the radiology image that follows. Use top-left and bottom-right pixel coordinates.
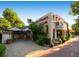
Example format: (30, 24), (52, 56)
(26, 37), (79, 57)
(5, 40), (48, 57)
(43, 37), (79, 57)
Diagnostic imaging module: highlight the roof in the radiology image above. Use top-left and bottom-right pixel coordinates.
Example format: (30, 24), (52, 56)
(22, 28), (30, 31)
(36, 12), (68, 24)
(62, 29), (75, 32)
(36, 12), (51, 22)
(9, 27), (21, 31)
(8, 27), (31, 31)
(69, 29), (75, 32)
(21, 26), (31, 31)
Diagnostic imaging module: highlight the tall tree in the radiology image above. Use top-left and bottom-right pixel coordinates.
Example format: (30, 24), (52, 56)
(70, 1), (79, 16)
(70, 2), (79, 34)
(72, 23), (79, 34)
(0, 18), (11, 29)
(27, 18), (33, 24)
(3, 8), (25, 28)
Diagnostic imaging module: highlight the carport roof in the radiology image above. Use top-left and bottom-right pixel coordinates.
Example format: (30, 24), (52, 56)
(21, 26), (31, 31)
(9, 27), (21, 31)
(8, 27), (31, 31)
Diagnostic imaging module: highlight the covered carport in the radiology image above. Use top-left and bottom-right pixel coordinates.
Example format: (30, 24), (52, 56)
(9, 27), (32, 41)
(1, 27), (32, 43)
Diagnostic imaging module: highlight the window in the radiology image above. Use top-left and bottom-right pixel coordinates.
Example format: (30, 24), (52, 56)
(53, 31), (55, 39)
(58, 18), (60, 21)
(56, 17), (58, 21)
(56, 22), (59, 26)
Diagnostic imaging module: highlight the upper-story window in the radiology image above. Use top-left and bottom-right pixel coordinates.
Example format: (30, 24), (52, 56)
(56, 22), (59, 26)
(58, 18), (60, 21)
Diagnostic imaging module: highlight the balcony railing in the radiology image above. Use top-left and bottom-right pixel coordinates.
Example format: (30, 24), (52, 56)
(55, 25), (64, 29)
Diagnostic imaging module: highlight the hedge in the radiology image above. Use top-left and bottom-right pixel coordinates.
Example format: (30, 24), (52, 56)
(0, 44), (6, 57)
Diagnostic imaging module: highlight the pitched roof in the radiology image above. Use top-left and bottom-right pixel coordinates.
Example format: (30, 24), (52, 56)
(36, 12), (68, 24)
(9, 27), (21, 31)
(21, 26), (31, 31)
(8, 26), (31, 31)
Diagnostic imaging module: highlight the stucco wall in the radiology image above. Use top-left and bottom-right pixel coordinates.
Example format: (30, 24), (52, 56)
(63, 23), (67, 30)
(2, 33), (11, 43)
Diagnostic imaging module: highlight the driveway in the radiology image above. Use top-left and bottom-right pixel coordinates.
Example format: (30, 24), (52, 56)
(26, 36), (79, 57)
(43, 37), (79, 57)
(5, 40), (48, 57)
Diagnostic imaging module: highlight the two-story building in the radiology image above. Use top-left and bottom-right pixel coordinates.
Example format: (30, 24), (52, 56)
(36, 12), (68, 45)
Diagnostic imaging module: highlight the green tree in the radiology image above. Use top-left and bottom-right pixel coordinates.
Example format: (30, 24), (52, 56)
(70, 1), (79, 16)
(29, 22), (41, 41)
(3, 8), (25, 28)
(70, 2), (79, 34)
(27, 19), (49, 45)
(27, 18), (33, 24)
(0, 18), (11, 29)
(72, 23), (76, 30)
(72, 23), (79, 34)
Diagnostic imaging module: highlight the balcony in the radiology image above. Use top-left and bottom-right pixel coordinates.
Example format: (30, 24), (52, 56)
(55, 25), (64, 29)
(55, 22), (64, 29)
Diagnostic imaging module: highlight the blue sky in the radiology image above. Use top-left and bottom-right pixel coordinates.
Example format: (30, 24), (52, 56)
(0, 1), (76, 28)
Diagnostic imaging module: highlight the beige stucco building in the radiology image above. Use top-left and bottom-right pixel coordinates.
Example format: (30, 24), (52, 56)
(36, 12), (68, 45)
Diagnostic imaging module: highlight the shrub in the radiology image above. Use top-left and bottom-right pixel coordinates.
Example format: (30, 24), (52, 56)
(65, 33), (72, 41)
(36, 38), (44, 46)
(32, 33), (38, 41)
(36, 37), (50, 46)
(0, 44), (6, 57)
(36, 32), (50, 46)
(29, 22), (50, 46)
(60, 36), (65, 43)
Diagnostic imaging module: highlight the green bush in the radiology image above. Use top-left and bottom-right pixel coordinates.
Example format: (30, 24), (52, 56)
(36, 38), (44, 46)
(36, 37), (50, 46)
(36, 33), (50, 46)
(60, 36), (65, 43)
(0, 44), (6, 57)
(65, 33), (72, 41)
(29, 22), (50, 46)
(32, 33), (38, 41)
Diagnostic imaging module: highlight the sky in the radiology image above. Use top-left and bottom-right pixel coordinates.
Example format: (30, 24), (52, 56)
(0, 1), (77, 28)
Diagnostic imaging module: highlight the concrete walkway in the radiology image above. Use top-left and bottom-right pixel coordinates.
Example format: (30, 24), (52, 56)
(5, 40), (48, 57)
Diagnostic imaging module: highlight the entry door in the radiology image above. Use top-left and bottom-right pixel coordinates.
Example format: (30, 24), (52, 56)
(0, 34), (2, 43)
